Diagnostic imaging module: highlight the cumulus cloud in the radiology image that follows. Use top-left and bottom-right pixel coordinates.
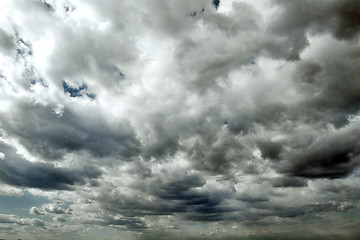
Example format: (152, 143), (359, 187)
(0, 0), (360, 239)
(30, 203), (72, 215)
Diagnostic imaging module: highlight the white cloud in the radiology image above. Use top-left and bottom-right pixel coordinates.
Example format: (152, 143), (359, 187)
(0, 184), (24, 197)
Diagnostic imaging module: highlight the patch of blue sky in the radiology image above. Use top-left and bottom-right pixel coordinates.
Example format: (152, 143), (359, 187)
(62, 81), (96, 99)
(212, 0), (220, 10)
(0, 190), (50, 218)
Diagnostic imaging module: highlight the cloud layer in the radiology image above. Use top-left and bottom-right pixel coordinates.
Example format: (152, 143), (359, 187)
(0, 0), (360, 239)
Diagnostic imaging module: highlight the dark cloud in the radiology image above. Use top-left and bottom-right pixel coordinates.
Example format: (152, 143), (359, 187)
(0, 141), (101, 190)
(270, 0), (360, 40)
(289, 47), (360, 128)
(256, 140), (284, 161)
(186, 132), (257, 175)
(286, 148), (358, 179)
(276, 124), (360, 178)
(0, 102), (140, 160)
(335, 0), (360, 39)
(264, 0), (360, 61)
(151, 174), (232, 222)
(267, 177), (308, 188)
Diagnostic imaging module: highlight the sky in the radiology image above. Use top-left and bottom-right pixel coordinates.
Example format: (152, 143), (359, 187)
(0, 0), (360, 239)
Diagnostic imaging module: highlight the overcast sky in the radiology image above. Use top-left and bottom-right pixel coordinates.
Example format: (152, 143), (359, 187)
(0, 0), (360, 239)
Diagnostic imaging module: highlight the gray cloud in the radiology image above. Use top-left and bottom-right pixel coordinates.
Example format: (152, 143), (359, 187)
(0, 214), (17, 224)
(265, 122), (360, 179)
(0, 141), (101, 190)
(266, 176), (308, 188)
(0, 102), (140, 160)
(0, 28), (16, 55)
(0, 0), (360, 239)
(271, 0), (360, 41)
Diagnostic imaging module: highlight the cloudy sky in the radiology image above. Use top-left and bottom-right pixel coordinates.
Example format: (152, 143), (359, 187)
(0, 0), (360, 239)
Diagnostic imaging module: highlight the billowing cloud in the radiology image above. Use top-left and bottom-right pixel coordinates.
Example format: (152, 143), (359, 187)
(0, 0), (360, 239)
(30, 203), (72, 216)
